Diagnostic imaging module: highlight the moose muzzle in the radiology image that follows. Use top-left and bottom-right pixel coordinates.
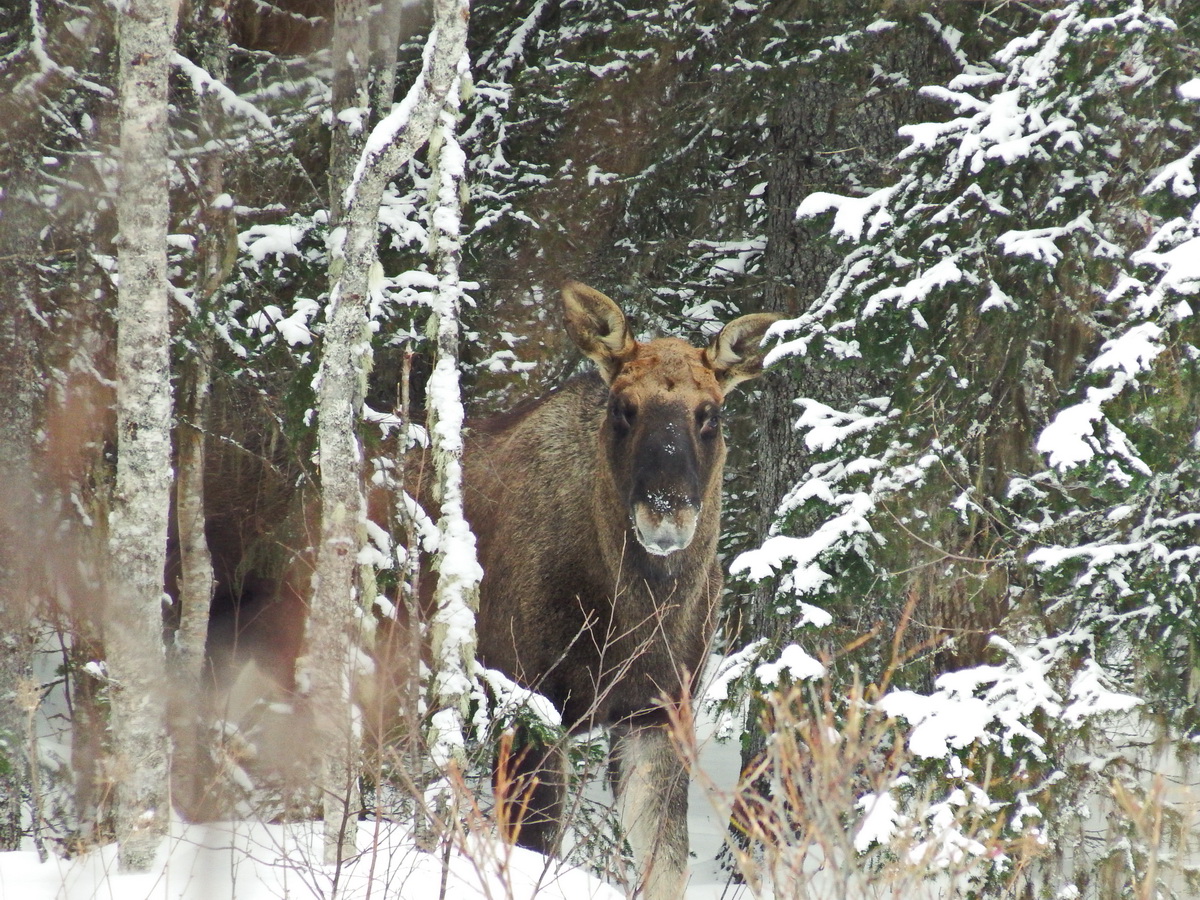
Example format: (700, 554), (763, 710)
(632, 499), (700, 556)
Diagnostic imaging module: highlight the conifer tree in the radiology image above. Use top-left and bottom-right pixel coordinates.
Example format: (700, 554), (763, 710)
(734, 1), (1200, 890)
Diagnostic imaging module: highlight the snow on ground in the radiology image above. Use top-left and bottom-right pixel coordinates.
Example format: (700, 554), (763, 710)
(685, 712), (754, 900)
(0, 819), (622, 900)
(0, 711), (753, 900)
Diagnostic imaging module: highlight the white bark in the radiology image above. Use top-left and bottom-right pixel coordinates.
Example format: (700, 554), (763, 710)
(173, 0), (231, 706)
(171, 0), (237, 740)
(426, 66), (482, 772)
(309, 0), (469, 865)
(107, 0), (178, 872)
(174, 366), (212, 689)
(330, 0), (373, 226)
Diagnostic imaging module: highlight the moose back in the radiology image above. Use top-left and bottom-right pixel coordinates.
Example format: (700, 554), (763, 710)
(440, 282), (778, 900)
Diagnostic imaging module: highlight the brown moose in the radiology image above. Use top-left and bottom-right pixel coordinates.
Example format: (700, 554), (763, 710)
(461, 282), (780, 900)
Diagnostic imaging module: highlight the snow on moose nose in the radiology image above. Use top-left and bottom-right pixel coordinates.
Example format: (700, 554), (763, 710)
(633, 493), (700, 556)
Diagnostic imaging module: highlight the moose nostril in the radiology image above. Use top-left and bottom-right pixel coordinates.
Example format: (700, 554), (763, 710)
(645, 490), (682, 514)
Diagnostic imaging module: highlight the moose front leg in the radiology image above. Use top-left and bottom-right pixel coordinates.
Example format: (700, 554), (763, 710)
(612, 718), (689, 900)
(495, 726), (568, 856)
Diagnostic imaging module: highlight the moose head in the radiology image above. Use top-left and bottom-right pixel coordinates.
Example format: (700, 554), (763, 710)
(562, 281), (781, 558)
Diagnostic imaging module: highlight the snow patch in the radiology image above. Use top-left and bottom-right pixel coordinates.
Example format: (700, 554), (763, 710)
(797, 185), (896, 242)
(754, 643), (825, 686)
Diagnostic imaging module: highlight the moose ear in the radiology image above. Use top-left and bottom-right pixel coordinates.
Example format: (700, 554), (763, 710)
(562, 281), (636, 384)
(705, 312), (785, 392)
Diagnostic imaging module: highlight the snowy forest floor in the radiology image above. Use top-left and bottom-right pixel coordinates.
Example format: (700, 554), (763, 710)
(0, 710), (754, 900)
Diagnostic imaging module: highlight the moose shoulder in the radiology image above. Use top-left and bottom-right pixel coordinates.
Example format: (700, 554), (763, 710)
(457, 282), (779, 900)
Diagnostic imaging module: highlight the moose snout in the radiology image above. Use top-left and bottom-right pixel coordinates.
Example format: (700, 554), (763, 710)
(632, 500), (700, 556)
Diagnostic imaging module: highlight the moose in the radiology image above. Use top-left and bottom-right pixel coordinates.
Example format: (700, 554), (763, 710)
(457, 282), (780, 900)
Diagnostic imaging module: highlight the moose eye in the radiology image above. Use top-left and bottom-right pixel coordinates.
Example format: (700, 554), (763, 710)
(610, 398), (636, 433)
(698, 406), (721, 438)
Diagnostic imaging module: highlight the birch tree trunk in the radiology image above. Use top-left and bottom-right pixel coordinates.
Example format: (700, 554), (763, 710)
(171, 0), (236, 819)
(172, 0), (229, 698)
(309, 0), (469, 865)
(330, 0), (372, 226)
(425, 66), (481, 776)
(107, 0), (178, 872)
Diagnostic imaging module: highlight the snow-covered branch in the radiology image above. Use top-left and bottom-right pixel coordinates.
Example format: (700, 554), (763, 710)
(172, 52), (274, 131)
(343, 0), (470, 213)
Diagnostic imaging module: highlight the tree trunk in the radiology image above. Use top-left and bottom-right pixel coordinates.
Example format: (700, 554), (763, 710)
(169, 0), (236, 820)
(308, 0), (392, 868)
(330, 0), (372, 226)
(310, 261), (371, 867)
(107, 0), (178, 872)
(425, 62), (482, 788)
(172, 0), (231, 700)
(309, 0), (466, 865)
(751, 7), (965, 636)
(0, 26), (50, 850)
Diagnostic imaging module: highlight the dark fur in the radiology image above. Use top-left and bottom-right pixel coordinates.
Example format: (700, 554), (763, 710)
(469, 371), (723, 730)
